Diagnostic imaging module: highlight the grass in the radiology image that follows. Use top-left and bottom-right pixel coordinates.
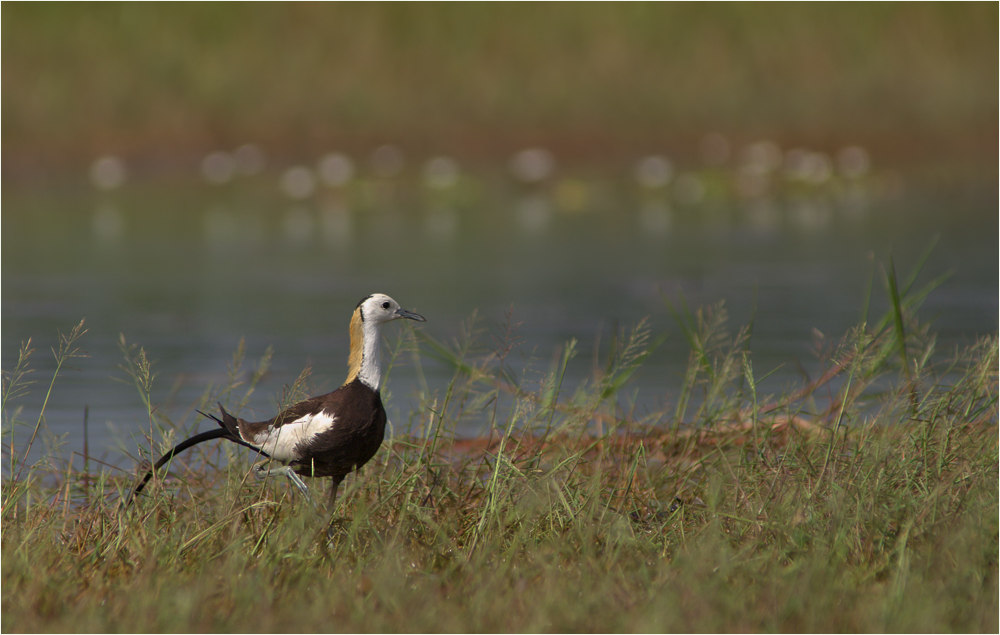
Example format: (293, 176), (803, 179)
(2, 274), (997, 632)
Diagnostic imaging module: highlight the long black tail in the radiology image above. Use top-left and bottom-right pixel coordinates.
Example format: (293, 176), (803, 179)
(124, 428), (233, 506)
(123, 422), (272, 507)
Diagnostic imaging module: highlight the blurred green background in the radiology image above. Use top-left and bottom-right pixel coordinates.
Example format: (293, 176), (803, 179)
(3, 3), (997, 177)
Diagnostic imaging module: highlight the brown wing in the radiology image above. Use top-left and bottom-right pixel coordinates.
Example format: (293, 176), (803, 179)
(216, 379), (386, 477)
(287, 379), (387, 477)
(222, 386), (352, 447)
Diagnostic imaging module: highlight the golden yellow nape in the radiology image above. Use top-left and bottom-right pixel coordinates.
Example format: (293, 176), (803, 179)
(345, 306), (365, 384)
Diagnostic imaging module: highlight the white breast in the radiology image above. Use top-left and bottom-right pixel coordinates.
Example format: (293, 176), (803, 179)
(252, 412), (337, 461)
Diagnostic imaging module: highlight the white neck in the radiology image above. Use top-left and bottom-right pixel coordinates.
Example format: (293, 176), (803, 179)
(356, 318), (382, 390)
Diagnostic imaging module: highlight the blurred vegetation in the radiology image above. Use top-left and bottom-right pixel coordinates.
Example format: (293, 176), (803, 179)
(2, 3), (997, 173)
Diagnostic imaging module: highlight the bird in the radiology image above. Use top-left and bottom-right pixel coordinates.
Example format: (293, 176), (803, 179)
(125, 293), (425, 509)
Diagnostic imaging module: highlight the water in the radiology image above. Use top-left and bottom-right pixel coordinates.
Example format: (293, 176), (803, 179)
(3, 176), (997, 470)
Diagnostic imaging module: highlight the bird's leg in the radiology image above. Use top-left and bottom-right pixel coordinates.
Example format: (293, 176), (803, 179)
(251, 460), (272, 482)
(253, 462), (314, 503)
(324, 474), (348, 541)
(328, 474), (345, 510)
(279, 467), (312, 500)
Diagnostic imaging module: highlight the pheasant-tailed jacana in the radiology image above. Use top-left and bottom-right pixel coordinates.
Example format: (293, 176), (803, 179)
(125, 293), (425, 508)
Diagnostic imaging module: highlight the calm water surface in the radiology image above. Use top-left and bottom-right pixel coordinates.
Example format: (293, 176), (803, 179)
(3, 178), (997, 469)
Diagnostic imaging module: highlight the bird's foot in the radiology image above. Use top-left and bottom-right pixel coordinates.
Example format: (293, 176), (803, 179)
(252, 462), (316, 507)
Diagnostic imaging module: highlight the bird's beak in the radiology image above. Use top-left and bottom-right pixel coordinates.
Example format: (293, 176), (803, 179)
(394, 308), (426, 322)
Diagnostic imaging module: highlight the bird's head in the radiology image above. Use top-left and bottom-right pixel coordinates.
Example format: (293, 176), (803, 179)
(346, 293), (425, 387)
(357, 293), (426, 325)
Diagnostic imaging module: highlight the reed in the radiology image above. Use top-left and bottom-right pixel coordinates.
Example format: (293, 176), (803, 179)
(2, 278), (997, 632)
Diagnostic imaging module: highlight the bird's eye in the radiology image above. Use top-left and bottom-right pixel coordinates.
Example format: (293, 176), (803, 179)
(381, 301), (391, 310)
